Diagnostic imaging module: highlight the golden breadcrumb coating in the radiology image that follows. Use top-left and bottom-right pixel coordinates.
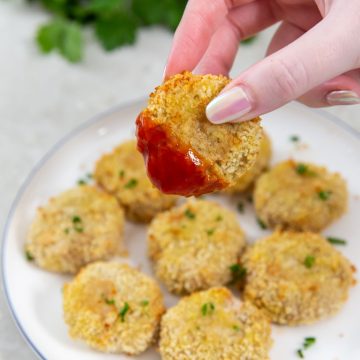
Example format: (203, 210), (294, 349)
(26, 186), (124, 274)
(160, 287), (272, 360)
(137, 71), (263, 196)
(63, 262), (165, 355)
(226, 131), (271, 193)
(148, 199), (246, 295)
(254, 160), (348, 231)
(243, 231), (355, 325)
(94, 140), (177, 222)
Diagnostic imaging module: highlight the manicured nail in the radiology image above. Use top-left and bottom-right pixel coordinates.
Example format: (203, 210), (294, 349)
(326, 90), (360, 106)
(206, 86), (252, 124)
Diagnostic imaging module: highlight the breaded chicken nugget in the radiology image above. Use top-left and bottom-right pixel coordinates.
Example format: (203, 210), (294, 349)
(136, 72), (262, 196)
(254, 160), (348, 231)
(25, 186), (124, 274)
(148, 199), (245, 295)
(160, 287), (272, 360)
(94, 140), (177, 222)
(63, 262), (165, 355)
(226, 131), (271, 193)
(243, 231), (355, 325)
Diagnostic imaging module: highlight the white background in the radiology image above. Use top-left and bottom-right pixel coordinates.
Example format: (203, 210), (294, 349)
(1, 2), (359, 359)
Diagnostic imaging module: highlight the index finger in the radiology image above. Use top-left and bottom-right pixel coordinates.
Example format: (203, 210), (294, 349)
(165, 0), (255, 79)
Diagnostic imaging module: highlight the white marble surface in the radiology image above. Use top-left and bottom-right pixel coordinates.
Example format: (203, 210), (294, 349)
(0, 2), (359, 359)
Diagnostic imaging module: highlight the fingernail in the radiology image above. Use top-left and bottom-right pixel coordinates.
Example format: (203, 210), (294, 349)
(206, 86), (252, 124)
(162, 65), (168, 82)
(326, 90), (360, 106)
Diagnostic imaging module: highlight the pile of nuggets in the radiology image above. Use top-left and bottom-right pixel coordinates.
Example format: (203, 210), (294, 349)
(25, 73), (356, 359)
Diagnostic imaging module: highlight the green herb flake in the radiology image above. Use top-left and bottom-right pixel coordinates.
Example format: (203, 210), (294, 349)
(229, 264), (247, 283)
(295, 163), (316, 176)
(86, 173), (93, 179)
(201, 302), (215, 316)
(327, 237), (347, 246)
(297, 349), (304, 358)
(25, 250), (34, 261)
(64, 228), (70, 234)
(215, 215), (223, 222)
(304, 255), (315, 269)
(124, 178), (138, 189)
(290, 135), (300, 142)
(318, 190), (332, 201)
(237, 201), (245, 213)
(303, 337), (316, 349)
(206, 228), (215, 236)
(296, 163), (308, 175)
(77, 179), (87, 186)
(119, 170), (125, 178)
(184, 209), (196, 220)
(72, 215), (84, 233)
(119, 302), (130, 322)
(232, 324), (240, 331)
(257, 218), (267, 230)
(72, 215), (82, 223)
(140, 300), (149, 306)
(104, 298), (115, 305)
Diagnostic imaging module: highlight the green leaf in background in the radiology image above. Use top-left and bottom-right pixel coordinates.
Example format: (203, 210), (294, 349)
(59, 22), (84, 63)
(36, 19), (64, 53)
(132, 0), (187, 31)
(95, 12), (137, 51)
(36, 18), (84, 62)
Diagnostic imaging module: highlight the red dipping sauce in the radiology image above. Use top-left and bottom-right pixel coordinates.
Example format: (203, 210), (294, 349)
(136, 112), (226, 197)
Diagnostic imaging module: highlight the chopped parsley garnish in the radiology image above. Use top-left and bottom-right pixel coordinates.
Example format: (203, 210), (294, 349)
(297, 336), (316, 357)
(184, 209), (196, 219)
(257, 218), (267, 230)
(206, 228), (215, 236)
(72, 215), (81, 223)
(303, 337), (316, 349)
(215, 215), (223, 221)
(140, 300), (149, 306)
(296, 163), (308, 175)
(104, 298), (115, 305)
(124, 178), (138, 189)
(318, 190), (332, 201)
(232, 324), (240, 331)
(327, 237), (347, 245)
(201, 302), (215, 316)
(77, 179), (87, 186)
(119, 302), (130, 322)
(237, 201), (244, 213)
(119, 170), (125, 178)
(86, 173), (93, 179)
(64, 228), (70, 234)
(25, 250), (34, 261)
(304, 255), (315, 269)
(72, 215), (84, 233)
(295, 163), (316, 176)
(229, 264), (247, 283)
(290, 135), (300, 142)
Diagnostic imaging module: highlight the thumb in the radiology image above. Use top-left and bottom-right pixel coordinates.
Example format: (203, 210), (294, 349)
(206, 16), (358, 124)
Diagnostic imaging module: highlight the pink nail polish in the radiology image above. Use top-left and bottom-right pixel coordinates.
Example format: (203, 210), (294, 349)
(206, 86), (252, 124)
(326, 90), (360, 106)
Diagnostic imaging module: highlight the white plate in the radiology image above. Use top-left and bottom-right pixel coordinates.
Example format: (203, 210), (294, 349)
(2, 100), (360, 360)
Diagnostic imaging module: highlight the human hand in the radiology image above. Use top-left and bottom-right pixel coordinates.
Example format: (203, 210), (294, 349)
(164, 0), (360, 124)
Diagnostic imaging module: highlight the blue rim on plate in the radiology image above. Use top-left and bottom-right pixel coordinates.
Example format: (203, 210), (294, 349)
(1, 100), (359, 360)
